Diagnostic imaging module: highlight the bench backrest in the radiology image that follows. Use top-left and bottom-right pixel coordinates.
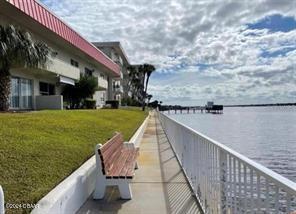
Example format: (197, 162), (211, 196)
(97, 132), (124, 175)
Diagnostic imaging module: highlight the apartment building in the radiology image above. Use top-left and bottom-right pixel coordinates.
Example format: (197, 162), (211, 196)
(93, 42), (131, 104)
(0, 0), (120, 110)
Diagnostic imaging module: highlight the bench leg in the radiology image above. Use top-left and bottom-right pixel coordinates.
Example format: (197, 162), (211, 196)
(93, 177), (106, 199)
(118, 181), (132, 199)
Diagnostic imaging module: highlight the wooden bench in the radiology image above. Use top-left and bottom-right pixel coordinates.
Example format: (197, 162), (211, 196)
(93, 132), (139, 200)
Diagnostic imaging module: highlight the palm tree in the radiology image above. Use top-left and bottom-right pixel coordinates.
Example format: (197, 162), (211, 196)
(139, 64), (155, 111)
(127, 65), (145, 105)
(126, 65), (135, 98)
(147, 94), (153, 107)
(127, 64), (155, 109)
(127, 65), (139, 100)
(147, 94), (153, 103)
(0, 25), (49, 111)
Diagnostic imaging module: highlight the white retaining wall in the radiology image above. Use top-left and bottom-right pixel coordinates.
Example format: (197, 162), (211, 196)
(0, 186), (4, 214)
(31, 114), (150, 214)
(129, 114), (149, 147)
(31, 157), (96, 214)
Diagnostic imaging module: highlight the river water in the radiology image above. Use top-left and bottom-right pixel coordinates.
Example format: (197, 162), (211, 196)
(169, 106), (296, 182)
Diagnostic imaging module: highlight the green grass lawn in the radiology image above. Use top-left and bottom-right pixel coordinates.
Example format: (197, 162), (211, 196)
(0, 108), (147, 213)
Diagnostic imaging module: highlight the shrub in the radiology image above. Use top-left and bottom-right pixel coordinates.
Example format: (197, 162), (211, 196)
(106, 100), (119, 109)
(62, 74), (98, 109)
(84, 99), (96, 109)
(121, 97), (141, 107)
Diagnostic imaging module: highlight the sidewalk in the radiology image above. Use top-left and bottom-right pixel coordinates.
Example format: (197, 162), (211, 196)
(77, 113), (202, 214)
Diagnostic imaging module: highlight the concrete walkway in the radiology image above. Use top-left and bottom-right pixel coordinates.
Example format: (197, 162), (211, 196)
(77, 113), (202, 214)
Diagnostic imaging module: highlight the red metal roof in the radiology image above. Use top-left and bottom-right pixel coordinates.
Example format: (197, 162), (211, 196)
(7, 0), (120, 77)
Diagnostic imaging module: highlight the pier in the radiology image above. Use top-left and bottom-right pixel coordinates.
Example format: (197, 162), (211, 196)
(165, 106), (206, 114)
(160, 105), (223, 114)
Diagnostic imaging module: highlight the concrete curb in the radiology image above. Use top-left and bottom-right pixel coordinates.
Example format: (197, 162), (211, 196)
(31, 114), (150, 214)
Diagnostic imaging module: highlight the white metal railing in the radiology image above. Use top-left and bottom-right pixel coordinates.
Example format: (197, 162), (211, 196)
(0, 185), (4, 214)
(158, 112), (296, 214)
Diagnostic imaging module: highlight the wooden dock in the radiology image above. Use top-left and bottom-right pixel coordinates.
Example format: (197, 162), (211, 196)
(159, 105), (223, 114)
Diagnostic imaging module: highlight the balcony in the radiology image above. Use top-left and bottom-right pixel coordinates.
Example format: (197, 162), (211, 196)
(113, 84), (123, 94)
(113, 71), (123, 80)
(98, 76), (108, 90)
(46, 58), (80, 80)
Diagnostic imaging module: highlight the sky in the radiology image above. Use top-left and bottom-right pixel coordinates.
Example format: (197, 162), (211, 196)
(40, 0), (296, 106)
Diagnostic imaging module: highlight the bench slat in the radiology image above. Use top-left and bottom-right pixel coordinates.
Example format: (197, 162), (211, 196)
(107, 148), (131, 178)
(100, 132), (123, 153)
(104, 147), (122, 174)
(125, 148), (139, 178)
(100, 136), (123, 160)
(119, 150), (136, 178)
(99, 133), (124, 175)
(98, 132), (139, 179)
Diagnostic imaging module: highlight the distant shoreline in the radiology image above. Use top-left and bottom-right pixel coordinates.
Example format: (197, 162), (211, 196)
(225, 103), (296, 107)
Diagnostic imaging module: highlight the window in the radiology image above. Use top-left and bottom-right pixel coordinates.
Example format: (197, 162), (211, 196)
(39, 82), (55, 95)
(101, 92), (105, 102)
(21, 79), (33, 109)
(85, 67), (93, 76)
(100, 73), (105, 79)
(9, 77), (33, 109)
(70, 59), (79, 68)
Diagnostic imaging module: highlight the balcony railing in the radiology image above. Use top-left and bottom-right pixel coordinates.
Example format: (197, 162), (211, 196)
(112, 71), (123, 81)
(158, 112), (296, 213)
(113, 85), (123, 93)
(45, 58), (80, 80)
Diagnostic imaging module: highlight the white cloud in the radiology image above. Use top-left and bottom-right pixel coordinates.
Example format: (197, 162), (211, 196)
(40, 0), (296, 105)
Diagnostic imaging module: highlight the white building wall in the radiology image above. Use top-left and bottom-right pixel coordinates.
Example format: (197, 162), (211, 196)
(10, 69), (62, 110)
(1, 10), (115, 110)
(93, 91), (106, 108)
(92, 71), (107, 108)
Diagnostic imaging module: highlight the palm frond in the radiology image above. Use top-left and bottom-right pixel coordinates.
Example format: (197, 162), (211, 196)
(0, 24), (50, 111)
(0, 24), (50, 70)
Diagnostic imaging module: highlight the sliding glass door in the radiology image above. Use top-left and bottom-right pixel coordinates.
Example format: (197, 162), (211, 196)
(20, 79), (33, 109)
(10, 78), (20, 109)
(10, 77), (33, 109)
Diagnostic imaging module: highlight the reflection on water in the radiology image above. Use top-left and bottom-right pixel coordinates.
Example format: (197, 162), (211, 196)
(169, 106), (296, 182)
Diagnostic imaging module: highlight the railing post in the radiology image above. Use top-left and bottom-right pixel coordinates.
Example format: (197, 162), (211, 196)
(0, 185), (4, 214)
(219, 150), (227, 214)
